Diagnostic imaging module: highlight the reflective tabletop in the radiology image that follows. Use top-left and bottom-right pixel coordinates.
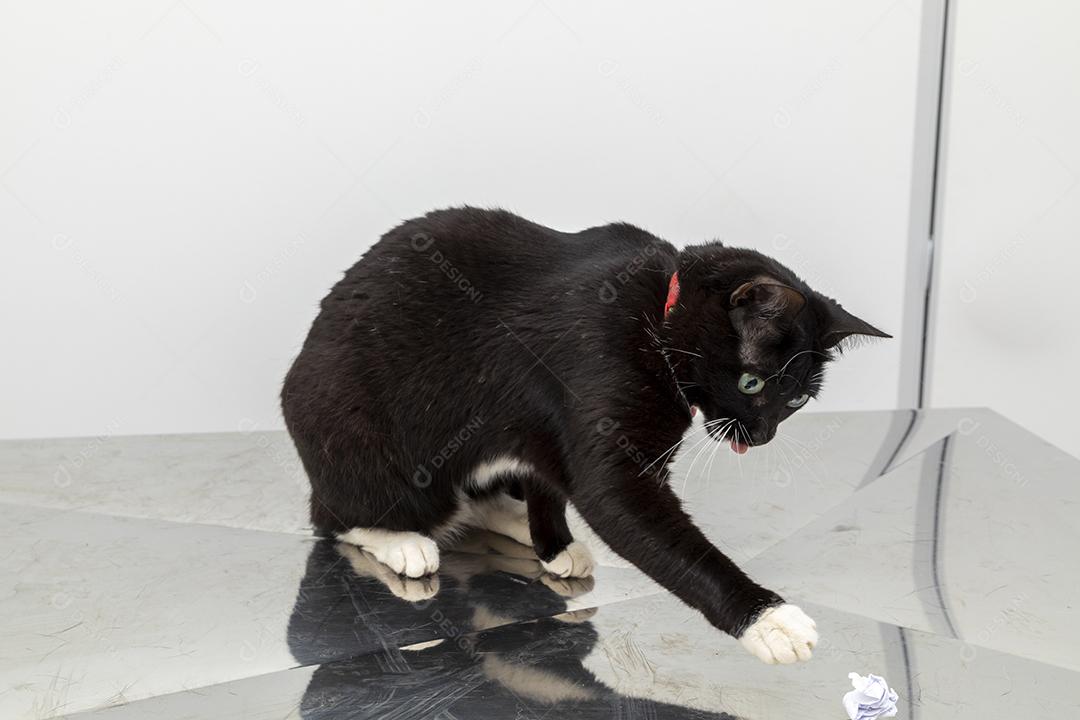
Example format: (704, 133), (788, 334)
(1, 408), (1077, 718)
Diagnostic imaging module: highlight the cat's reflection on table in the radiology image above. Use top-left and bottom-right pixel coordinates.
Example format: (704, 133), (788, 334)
(286, 530), (737, 719)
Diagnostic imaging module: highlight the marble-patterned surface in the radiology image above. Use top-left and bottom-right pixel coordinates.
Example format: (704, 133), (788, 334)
(0, 512), (657, 719)
(1, 408), (1077, 718)
(747, 428), (1080, 672)
(0, 430), (312, 534)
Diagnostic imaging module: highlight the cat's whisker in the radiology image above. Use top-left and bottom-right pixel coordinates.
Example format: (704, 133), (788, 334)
(685, 426), (722, 479)
(783, 439), (820, 488)
(709, 418), (736, 442)
(667, 427), (719, 488)
(695, 441), (718, 495)
(777, 430), (818, 458)
(775, 431), (824, 488)
(703, 424), (728, 488)
(651, 418), (732, 472)
(692, 419), (733, 493)
(685, 419), (734, 485)
(640, 434), (691, 477)
(663, 432), (705, 477)
(765, 440), (782, 485)
(776, 438), (806, 490)
(772, 436), (795, 482)
(681, 440), (712, 493)
(789, 433), (828, 477)
(778, 428), (811, 446)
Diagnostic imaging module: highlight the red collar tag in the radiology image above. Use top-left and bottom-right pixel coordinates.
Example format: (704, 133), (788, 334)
(664, 272), (680, 317)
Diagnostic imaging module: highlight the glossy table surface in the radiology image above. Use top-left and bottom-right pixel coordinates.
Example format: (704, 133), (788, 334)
(1, 408), (1078, 719)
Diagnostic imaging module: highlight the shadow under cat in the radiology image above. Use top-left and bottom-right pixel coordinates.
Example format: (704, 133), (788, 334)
(287, 531), (741, 718)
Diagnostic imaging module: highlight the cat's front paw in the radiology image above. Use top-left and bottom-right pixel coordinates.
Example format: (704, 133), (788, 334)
(738, 603), (818, 664)
(541, 540), (595, 578)
(373, 534), (440, 578)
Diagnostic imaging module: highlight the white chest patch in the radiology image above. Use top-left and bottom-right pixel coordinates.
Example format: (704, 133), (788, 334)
(470, 455), (534, 488)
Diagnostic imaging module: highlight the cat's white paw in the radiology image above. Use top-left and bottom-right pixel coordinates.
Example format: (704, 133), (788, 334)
(374, 534), (440, 578)
(739, 603), (818, 664)
(338, 528), (440, 578)
(541, 540), (595, 578)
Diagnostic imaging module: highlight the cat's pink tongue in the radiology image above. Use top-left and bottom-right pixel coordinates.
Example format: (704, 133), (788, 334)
(730, 440), (750, 454)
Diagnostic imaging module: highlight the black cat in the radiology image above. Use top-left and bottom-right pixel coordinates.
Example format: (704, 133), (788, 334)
(281, 207), (889, 664)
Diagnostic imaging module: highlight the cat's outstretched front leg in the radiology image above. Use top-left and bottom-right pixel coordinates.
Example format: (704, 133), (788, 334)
(570, 458), (816, 664)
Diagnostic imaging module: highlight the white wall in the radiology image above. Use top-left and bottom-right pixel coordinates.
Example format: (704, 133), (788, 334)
(930, 0), (1080, 458)
(1, 1), (925, 439)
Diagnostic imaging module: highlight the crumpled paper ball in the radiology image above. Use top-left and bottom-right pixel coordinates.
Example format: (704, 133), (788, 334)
(842, 672), (898, 720)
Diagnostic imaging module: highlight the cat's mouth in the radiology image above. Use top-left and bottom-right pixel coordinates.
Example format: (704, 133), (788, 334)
(701, 412), (752, 454)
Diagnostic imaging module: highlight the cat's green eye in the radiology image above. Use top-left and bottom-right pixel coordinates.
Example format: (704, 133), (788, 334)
(787, 393), (810, 409)
(737, 373), (765, 395)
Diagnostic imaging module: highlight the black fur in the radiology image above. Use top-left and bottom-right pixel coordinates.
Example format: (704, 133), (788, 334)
(281, 207), (888, 639)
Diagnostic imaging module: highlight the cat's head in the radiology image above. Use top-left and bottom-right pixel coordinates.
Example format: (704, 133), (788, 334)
(665, 243), (890, 451)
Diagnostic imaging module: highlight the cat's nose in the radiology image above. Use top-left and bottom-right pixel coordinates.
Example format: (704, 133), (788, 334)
(749, 421), (776, 446)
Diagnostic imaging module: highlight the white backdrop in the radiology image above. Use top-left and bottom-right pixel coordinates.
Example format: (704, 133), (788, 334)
(930, 0), (1080, 459)
(2, 1), (925, 439)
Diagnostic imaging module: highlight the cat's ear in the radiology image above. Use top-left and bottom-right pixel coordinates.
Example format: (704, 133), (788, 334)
(729, 281), (806, 324)
(817, 299), (892, 349)
(728, 280), (806, 340)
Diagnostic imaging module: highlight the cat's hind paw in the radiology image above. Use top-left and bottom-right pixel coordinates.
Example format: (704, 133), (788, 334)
(738, 603), (818, 664)
(541, 540), (595, 578)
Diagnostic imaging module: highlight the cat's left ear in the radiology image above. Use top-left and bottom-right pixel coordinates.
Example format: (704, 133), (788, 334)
(729, 281), (806, 320)
(728, 280), (807, 339)
(817, 299), (892, 349)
